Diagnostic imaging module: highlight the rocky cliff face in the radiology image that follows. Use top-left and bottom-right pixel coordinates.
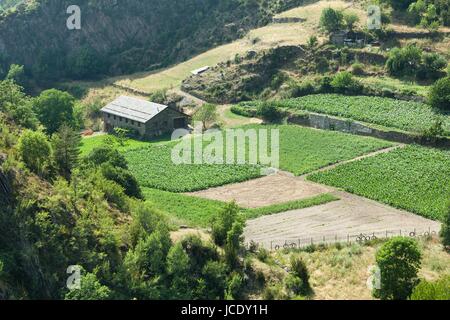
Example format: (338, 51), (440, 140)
(0, 0), (308, 83)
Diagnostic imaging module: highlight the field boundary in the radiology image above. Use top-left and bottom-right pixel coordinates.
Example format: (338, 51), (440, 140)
(247, 226), (440, 251)
(287, 112), (450, 148)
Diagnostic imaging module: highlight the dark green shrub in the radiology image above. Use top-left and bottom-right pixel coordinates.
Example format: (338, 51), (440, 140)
(410, 276), (450, 300)
(83, 146), (128, 169)
(256, 101), (284, 123)
(100, 163), (143, 199)
(319, 76), (333, 93)
(351, 63), (365, 76)
(386, 45), (422, 77)
(290, 81), (316, 97)
(428, 76), (450, 111)
(211, 202), (239, 247)
(319, 8), (344, 33)
(226, 272), (245, 300)
(417, 53), (447, 80)
(331, 72), (363, 94)
(374, 237), (422, 300)
(440, 201), (450, 248)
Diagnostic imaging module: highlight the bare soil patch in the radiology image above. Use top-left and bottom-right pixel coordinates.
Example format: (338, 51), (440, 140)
(188, 171), (333, 208)
(244, 191), (441, 249)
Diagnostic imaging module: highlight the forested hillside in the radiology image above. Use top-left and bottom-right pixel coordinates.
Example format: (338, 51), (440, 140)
(0, 0), (23, 11)
(0, 0), (308, 83)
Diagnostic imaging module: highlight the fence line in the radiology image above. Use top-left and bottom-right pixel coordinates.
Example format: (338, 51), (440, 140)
(245, 226), (440, 251)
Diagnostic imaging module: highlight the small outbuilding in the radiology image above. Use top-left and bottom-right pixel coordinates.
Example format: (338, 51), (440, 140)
(101, 96), (190, 138)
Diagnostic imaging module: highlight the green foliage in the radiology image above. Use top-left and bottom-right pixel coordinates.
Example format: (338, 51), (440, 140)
(84, 146), (128, 170)
(257, 101), (284, 123)
(410, 276), (450, 300)
(193, 103), (218, 130)
(374, 237), (421, 300)
(440, 201), (450, 248)
(65, 273), (111, 300)
(243, 194), (339, 219)
(386, 45), (422, 77)
(33, 89), (75, 135)
(224, 218), (245, 268)
(166, 243), (192, 299)
(331, 72), (363, 94)
(212, 202), (240, 247)
(0, 80), (38, 129)
(248, 94), (450, 134)
(149, 89), (168, 105)
(225, 272), (244, 300)
(113, 127), (130, 147)
(285, 256), (311, 296)
(124, 141), (261, 193)
(381, 0), (415, 10)
(51, 124), (81, 179)
(320, 7), (344, 33)
(343, 12), (360, 31)
(417, 53), (447, 80)
(17, 129), (52, 176)
(428, 76), (450, 111)
(309, 145), (450, 220)
(5, 64), (26, 87)
(100, 163), (143, 199)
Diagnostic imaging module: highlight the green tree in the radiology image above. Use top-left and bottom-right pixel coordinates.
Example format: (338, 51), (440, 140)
(5, 64), (26, 87)
(201, 261), (227, 300)
(65, 273), (111, 300)
(113, 127), (129, 147)
(100, 163), (143, 199)
(193, 103), (218, 131)
(211, 201), (240, 246)
(374, 237), (422, 300)
(428, 76), (450, 111)
(320, 8), (344, 33)
(33, 89), (75, 135)
(386, 45), (423, 77)
(344, 13), (360, 31)
(51, 124), (81, 179)
(167, 243), (192, 299)
(17, 130), (52, 176)
(381, 0), (415, 10)
(257, 101), (284, 123)
(440, 201), (450, 248)
(224, 219), (245, 268)
(331, 71), (362, 94)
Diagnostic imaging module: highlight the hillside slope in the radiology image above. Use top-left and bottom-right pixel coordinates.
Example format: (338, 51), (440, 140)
(0, 0), (309, 82)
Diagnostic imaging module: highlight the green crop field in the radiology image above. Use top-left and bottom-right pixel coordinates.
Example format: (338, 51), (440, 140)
(240, 94), (450, 135)
(143, 188), (229, 227)
(308, 145), (450, 221)
(254, 125), (393, 176)
(125, 141), (262, 193)
(143, 188), (338, 227)
(124, 125), (392, 192)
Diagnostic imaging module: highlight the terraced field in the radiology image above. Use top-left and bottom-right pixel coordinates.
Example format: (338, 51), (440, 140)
(240, 95), (450, 135)
(124, 125), (392, 192)
(308, 145), (450, 221)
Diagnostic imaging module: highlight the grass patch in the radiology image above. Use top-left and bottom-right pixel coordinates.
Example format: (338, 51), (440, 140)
(243, 193), (339, 219)
(80, 134), (172, 156)
(308, 145), (450, 221)
(241, 94), (450, 135)
(142, 188), (229, 228)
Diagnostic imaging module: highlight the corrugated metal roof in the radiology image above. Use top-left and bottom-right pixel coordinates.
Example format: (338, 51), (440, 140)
(101, 96), (168, 123)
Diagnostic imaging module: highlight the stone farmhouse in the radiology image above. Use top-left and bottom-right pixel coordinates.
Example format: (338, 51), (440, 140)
(101, 96), (190, 138)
